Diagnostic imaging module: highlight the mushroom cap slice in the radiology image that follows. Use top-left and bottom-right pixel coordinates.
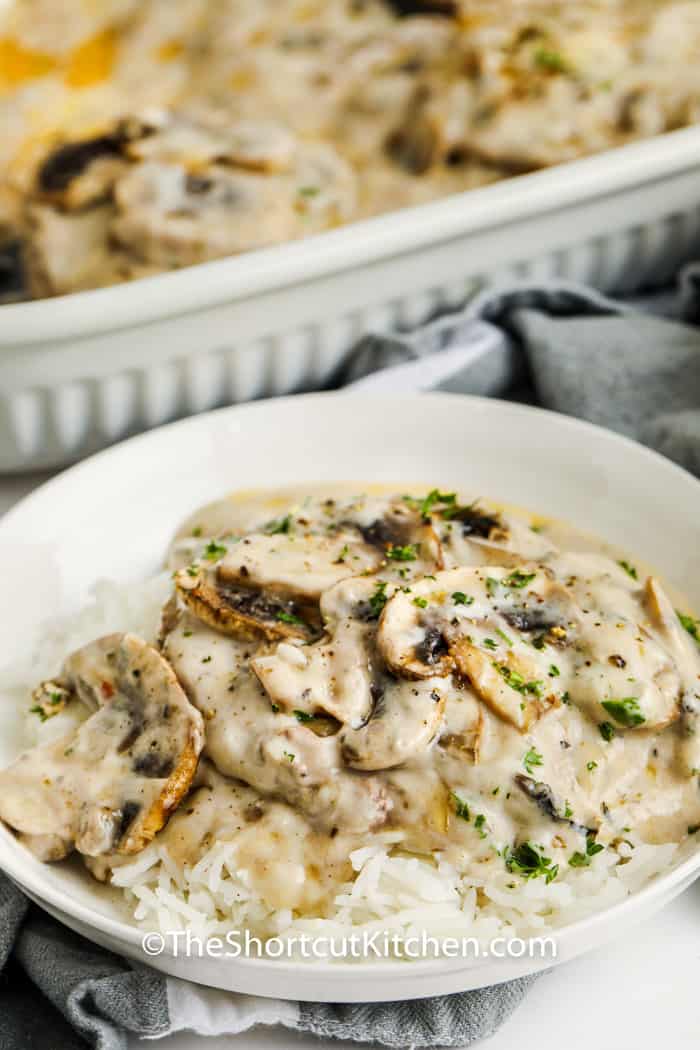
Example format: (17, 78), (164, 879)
(174, 565), (319, 642)
(340, 676), (447, 771)
(251, 576), (389, 727)
(0, 633), (204, 859)
(378, 566), (573, 728)
(451, 638), (559, 732)
(218, 529), (382, 601)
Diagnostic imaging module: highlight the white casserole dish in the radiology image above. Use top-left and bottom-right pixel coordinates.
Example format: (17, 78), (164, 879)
(1, 126), (700, 472)
(0, 392), (699, 1000)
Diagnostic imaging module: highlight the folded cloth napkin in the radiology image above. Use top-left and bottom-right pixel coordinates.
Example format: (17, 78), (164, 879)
(3, 261), (700, 1050)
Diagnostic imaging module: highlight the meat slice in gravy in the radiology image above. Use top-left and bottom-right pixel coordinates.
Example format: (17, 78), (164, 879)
(0, 633), (204, 859)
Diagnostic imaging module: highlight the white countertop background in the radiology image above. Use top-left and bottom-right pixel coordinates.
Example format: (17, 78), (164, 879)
(2, 473), (698, 1050)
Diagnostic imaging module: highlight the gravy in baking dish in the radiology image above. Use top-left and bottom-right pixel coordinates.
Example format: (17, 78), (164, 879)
(1, 0), (700, 299)
(1, 485), (700, 916)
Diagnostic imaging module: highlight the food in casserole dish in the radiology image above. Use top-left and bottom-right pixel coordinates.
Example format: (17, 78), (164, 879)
(1, 485), (699, 955)
(1, 0), (700, 300)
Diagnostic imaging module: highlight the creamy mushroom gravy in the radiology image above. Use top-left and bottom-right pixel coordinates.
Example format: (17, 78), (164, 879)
(2, 484), (700, 922)
(1, 0), (700, 299)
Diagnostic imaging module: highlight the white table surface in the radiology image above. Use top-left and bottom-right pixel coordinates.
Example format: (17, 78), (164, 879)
(2, 473), (698, 1050)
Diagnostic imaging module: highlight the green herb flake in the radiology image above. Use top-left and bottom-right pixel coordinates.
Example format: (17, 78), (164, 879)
(191, 526), (203, 537)
(452, 591), (474, 606)
(496, 628), (514, 647)
(495, 664), (543, 698)
(586, 760), (598, 772)
(293, 710), (314, 723)
(203, 540), (228, 561)
(449, 791), (471, 822)
(548, 664), (560, 678)
(483, 638), (498, 651)
(387, 544), (418, 562)
(283, 751), (295, 763)
(276, 610), (306, 627)
(413, 596), (428, 609)
(368, 581), (389, 619)
(677, 611), (700, 645)
(569, 833), (604, 868)
(601, 697), (645, 728)
(266, 514), (292, 536)
(505, 842), (558, 883)
(523, 746), (543, 774)
(298, 185), (320, 198)
(474, 813), (488, 839)
(533, 47), (569, 73)
(186, 563), (200, 577)
(503, 570), (537, 590)
(618, 559), (638, 580)
(599, 721), (616, 742)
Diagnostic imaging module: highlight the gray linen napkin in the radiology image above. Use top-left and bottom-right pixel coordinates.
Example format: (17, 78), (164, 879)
(3, 261), (700, 1050)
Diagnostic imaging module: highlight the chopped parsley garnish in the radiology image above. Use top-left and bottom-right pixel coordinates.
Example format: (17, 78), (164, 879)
(413, 596), (428, 609)
(293, 710), (314, 723)
(599, 721), (616, 742)
(387, 544), (418, 562)
(191, 526), (203, 537)
(186, 563), (200, 577)
(548, 664), (560, 678)
(298, 185), (320, 197)
(495, 664), (542, 698)
(283, 751), (295, 763)
(523, 746), (543, 774)
(406, 489), (458, 519)
(201, 655), (212, 664)
(586, 760), (598, 772)
(563, 801), (573, 819)
(483, 638), (498, 651)
(271, 703), (280, 713)
(496, 628), (513, 647)
(568, 834), (604, 868)
(474, 814), (488, 839)
(276, 610), (306, 627)
(266, 514), (292, 535)
(601, 697), (645, 728)
(503, 570), (537, 590)
(486, 577), (499, 596)
(334, 544), (350, 564)
(505, 842), (558, 883)
(677, 611), (700, 645)
(618, 560), (638, 580)
(452, 591), (473, 606)
(203, 540), (227, 561)
(533, 47), (569, 73)
(29, 705), (49, 722)
(449, 791), (471, 821)
(368, 581), (389, 619)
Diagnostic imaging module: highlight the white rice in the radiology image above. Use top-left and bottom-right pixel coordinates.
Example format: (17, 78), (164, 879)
(4, 575), (686, 962)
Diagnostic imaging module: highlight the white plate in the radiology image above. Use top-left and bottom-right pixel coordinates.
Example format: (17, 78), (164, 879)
(1, 391), (699, 1002)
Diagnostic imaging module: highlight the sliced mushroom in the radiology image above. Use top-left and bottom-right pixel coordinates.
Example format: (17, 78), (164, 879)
(514, 774), (593, 835)
(439, 505), (556, 569)
(340, 675), (447, 771)
(452, 638), (559, 732)
(346, 497), (444, 573)
(0, 634), (204, 859)
(377, 566), (573, 729)
(174, 564), (320, 642)
(251, 576), (382, 726)
(218, 528), (382, 601)
(163, 609), (391, 836)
